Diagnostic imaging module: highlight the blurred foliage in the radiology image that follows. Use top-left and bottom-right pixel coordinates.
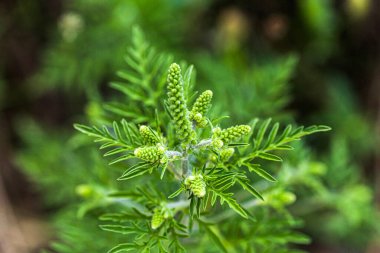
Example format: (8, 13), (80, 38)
(297, 0), (338, 63)
(31, 0), (206, 97)
(195, 53), (297, 124)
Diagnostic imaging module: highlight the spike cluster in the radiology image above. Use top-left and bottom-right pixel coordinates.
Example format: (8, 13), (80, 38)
(134, 144), (167, 163)
(167, 63), (195, 144)
(220, 148), (235, 161)
(190, 90), (213, 128)
(184, 174), (206, 198)
(139, 125), (159, 145)
(151, 207), (165, 229)
(151, 204), (172, 229)
(213, 125), (251, 146)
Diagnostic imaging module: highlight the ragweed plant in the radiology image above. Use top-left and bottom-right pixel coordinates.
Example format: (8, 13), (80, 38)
(75, 56), (330, 251)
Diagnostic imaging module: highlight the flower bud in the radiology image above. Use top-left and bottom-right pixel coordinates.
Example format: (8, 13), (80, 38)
(214, 125), (251, 145)
(220, 148), (235, 161)
(151, 207), (165, 229)
(190, 90), (213, 128)
(134, 144), (166, 163)
(139, 125), (159, 145)
(184, 174), (206, 198)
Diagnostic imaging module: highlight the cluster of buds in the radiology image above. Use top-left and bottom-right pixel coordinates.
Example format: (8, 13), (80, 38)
(208, 125), (250, 162)
(184, 174), (206, 198)
(189, 90), (213, 128)
(151, 204), (172, 230)
(212, 125), (251, 147)
(209, 147), (235, 163)
(220, 147), (235, 162)
(139, 125), (160, 145)
(134, 144), (167, 164)
(167, 63), (195, 144)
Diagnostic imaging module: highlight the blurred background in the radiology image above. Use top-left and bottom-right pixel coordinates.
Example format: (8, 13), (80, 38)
(0, 0), (379, 252)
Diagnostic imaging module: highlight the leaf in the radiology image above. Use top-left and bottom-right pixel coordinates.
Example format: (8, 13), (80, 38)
(257, 152), (283, 162)
(110, 81), (145, 101)
(74, 120), (141, 165)
(104, 147), (129, 157)
(211, 115), (230, 125)
(107, 243), (137, 253)
(236, 178), (264, 200)
(99, 212), (146, 222)
(275, 145), (294, 150)
(99, 225), (138, 235)
(246, 164), (276, 182)
(169, 187), (185, 198)
(209, 189), (248, 219)
(198, 221), (235, 253)
(263, 122), (279, 148)
(118, 162), (152, 180)
(254, 118), (271, 149)
(247, 119), (331, 163)
(227, 143), (250, 147)
(160, 163), (168, 179)
(109, 154), (135, 165)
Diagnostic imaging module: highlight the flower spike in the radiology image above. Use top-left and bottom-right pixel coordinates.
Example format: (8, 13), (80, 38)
(213, 125), (251, 146)
(184, 174), (206, 198)
(134, 144), (166, 163)
(139, 125), (160, 145)
(167, 63), (195, 144)
(190, 90), (213, 128)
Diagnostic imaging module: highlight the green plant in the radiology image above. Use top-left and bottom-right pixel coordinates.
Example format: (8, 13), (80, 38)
(73, 42), (330, 251)
(17, 26), (359, 253)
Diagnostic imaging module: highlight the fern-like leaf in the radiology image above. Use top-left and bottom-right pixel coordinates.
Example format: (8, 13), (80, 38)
(74, 119), (141, 164)
(245, 119), (330, 162)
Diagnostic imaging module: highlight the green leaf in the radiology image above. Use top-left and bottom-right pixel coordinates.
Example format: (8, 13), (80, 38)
(228, 143), (250, 147)
(118, 162), (152, 180)
(169, 187), (185, 198)
(246, 164), (276, 182)
(107, 243), (137, 253)
(257, 152), (283, 162)
(109, 154), (135, 165)
(209, 189), (248, 219)
(247, 119), (331, 163)
(236, 178), (264, 200)
(99, 225), (138, 235)
(198, 220), (235, 253)
(254, 118), (272, 149)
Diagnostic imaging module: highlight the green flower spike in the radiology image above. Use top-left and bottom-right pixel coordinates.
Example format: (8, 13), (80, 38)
(134, 144), (166, 163)
(151, 207), (165, 230)
(220, 148), (235, 161)
(167, 63), (195, 144)
(139, 125), (159, 145)
(190, 90), (213, 128)
(151, 204), (172, 229)
(214, 125), (251, 145)
(184, 174), (206, 198)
